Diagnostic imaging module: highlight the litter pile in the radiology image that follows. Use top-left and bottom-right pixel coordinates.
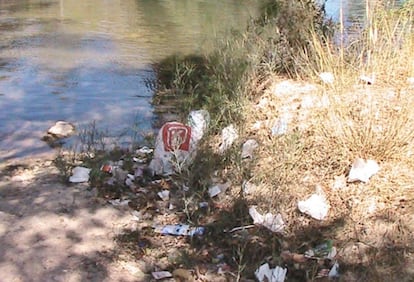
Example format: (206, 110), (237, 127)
(64, 104), (393, 281)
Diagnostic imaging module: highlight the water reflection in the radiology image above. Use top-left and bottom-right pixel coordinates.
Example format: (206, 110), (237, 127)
(0, 0), (260, 161)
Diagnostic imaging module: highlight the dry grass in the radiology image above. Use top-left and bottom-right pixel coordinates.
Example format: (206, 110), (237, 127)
(227, 1), (414, 280)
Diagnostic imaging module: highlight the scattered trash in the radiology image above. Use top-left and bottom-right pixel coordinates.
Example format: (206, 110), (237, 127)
(271, 117), (288, 136)
(348, 158), (379, 183)
(226, 225), (255, 233)
(125, 178), (134, 187)
(46, 121), (76, 138)
(208, 182), (231, 198)
(157, 190), (170, 201)
(149, 110), (209, 175)
(305, 240), (336, 258)
(219, 124), (238, 154)
(408, 77), (414, 86)
(332, 175), (347, 190)
(255, 263), (287, 282)
(242, 180), (257, 195)
(152, 271), (173, 280)
(132, 146), (154, 163)
(69, 166), (91, 183)
(249, 206), (285, 233)
(360, 74), (375, 85)
(199, 202), (209, 208)
(100, 164), (113, 173)
(108, 199), (130, 206)
(298, 194), (329, 220)
(136, 146), (153, 155)
(154, 224), (205, 236)
(328, 261), (340, 278)
(319, 72), (334, 84)
(241, 139), (259, 159)
(187, 109), (210, 143)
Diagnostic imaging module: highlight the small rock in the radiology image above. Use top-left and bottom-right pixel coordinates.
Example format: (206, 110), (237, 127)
(47, 121), (75, 138)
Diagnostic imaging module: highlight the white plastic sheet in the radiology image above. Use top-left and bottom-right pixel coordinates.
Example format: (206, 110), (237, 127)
(298, 194), (329, 220)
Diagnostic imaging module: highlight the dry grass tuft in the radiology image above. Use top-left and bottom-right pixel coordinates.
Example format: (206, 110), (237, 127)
(231, 1), (414, 279)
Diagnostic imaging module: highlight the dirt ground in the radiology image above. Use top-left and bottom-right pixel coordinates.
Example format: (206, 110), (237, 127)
(0, 158), (150, 282)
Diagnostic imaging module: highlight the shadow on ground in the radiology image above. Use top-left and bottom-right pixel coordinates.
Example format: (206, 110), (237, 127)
(0, 159), (147, 282)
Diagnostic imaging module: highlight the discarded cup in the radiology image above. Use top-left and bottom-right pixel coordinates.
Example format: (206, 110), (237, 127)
(271, 117), (288, 136)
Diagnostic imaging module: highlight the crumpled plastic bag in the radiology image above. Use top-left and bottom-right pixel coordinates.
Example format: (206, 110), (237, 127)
(255, 263), (287, 282)
(219, 124), (238, 154)
(249, 206), (285, 233)
(69, 166), (91, 183)
(298, 194), (329, 220)
(348, 158), (379, 183)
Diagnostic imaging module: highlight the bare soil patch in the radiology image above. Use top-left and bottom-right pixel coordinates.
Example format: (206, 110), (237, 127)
(0, 158), (149, 282)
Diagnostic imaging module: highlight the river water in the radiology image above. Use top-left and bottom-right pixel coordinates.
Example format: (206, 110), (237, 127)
(0, 0), (366, 161)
